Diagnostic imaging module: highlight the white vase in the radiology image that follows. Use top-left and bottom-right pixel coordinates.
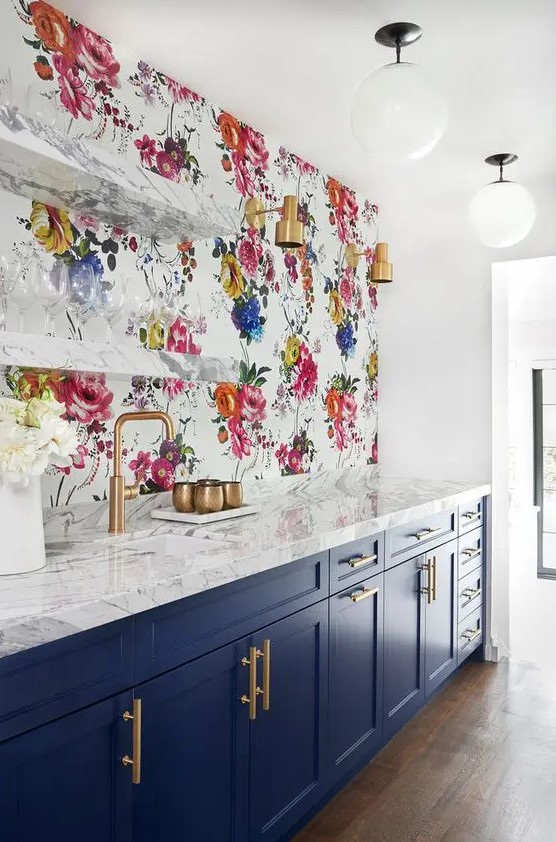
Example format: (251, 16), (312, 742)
(0, 477), (46, 575)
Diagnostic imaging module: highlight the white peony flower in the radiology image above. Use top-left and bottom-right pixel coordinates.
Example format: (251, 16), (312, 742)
(45, 418), (79, 466)
(0, 422), (41, 485)
(0, 398), (26, 424)
(23, 397), (65, 429)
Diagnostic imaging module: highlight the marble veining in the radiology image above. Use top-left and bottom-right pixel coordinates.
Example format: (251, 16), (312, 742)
(0, 468), (490, 659)
(0, 332), (239, 382)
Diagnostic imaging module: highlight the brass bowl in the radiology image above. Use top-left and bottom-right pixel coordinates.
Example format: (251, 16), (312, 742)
(173, 482), (196, 513)
(221, 481), (243, 510)
(194, 480), (224, 515)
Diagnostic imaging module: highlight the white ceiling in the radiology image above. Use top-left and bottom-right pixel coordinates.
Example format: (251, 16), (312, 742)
(59, 0), (556, 206)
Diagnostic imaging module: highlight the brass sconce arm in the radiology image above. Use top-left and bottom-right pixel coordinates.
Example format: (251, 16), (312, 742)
(345, 242), (393, 284)
(244, 195), (304, 249)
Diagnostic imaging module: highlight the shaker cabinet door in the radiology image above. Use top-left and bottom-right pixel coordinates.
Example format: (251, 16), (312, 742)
(249, 601), (328, 842)
(328, 573), (383, 781)
(383, 556), (425, 739)
(424, 539), (458, 696)
(133, 638), (250, 842)
(0, 692), (133, 842)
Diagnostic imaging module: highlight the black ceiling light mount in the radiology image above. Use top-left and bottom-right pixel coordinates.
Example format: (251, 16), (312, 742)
(374, 22), (423, 62)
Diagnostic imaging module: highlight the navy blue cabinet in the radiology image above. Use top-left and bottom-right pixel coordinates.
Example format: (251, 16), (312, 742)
(133, 639), (250, 842)
(328, 573), (383, 782)
(249, 601), (328, 842)
(383, 555), (425, 739)
(0, 692), (133, 842)
(423, 539), (458, 696)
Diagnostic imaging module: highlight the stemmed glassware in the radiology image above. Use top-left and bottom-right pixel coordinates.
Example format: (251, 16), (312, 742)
(158, 288), (181, 350)
(67, 262), (97, 339)
(34, 260), (69, 337)
(10, 255), (37, 332)
(0, 253), (19, 332)
(128, 276), (157, 347)
(98, 274), (128, 343)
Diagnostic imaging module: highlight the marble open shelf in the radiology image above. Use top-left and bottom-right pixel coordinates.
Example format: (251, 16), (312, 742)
(0, 332), (239, 382)
(0, 106), (242, 243)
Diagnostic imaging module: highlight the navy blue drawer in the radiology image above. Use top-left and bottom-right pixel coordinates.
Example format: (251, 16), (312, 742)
(458, 498), (484, 535)
(458, 566), (483, 620)
(134, 551), (328, 682)
(458, 606), (483, 664)
(0, 620), (133, 741)
(385, 509), (456, 568)
(458, 526), (484, 578)
(330, 533), (384, 594)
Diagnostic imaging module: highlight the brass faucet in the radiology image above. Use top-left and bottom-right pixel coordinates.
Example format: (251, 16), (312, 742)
(109, 410), (175, 534)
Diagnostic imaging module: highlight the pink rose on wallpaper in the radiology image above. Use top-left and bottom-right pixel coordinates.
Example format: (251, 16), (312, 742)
(162, 378), (186, 400)
(53, 54), (95, 121)
(168, 318), (201, 355)
(156, 150), (180, 181)
(75, 213), (99, 232)
(231, 150), (255, 197)
(70, 24), (121, 87)
(243, 126), (269, 170)
(238, 384), (267, 423)
(334, 418), (348, 451)
(151, 457), (174, 490)
(287, 448), (303, 473)
(57, 372), (114, 424)
(341, 392), (358, 422)
(292, 344), (318, 402)
(292, 153), (316, 176)
(134, 134), (157, 167)
(339, 270), (354, 307)
(342, 189), (359, 220)
(166, 76), (201, 104)
(238, 236), (260, 279)
(275, 443), (288, 467)
(129, 450), (153, 483)
(228, 416), (252, 459)
(335, 210), (349, 244)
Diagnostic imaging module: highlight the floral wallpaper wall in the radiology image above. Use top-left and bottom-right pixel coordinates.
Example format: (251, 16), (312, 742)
(0, 0), (379, 506)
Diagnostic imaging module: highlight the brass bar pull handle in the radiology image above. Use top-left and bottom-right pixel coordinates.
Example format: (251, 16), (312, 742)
(431, 556), (437, 602)
(419, 559), (433, 604)
(461, 548), (481, 562)
(462, 512), (481, 523)
(461, 628), (481, 643)
(349, 586), (379, 603)
(347, 553), (377, 568)
(241, 646), (262, 720)
(121, 698), (142, 784)
(262, 639), (271, 711)
(414, 526), (442, 541)
(462, 587), (481, 601)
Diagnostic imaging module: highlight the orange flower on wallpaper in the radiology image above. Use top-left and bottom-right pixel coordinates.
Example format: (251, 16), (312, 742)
(33, 58), (53, 80)
(218, 112), (244, 152)
(29, 1), (74, 60)
(326, 177), (343, 209)
(30, 201), (73, 255)
(214, 382), (239, 419)
(325, 388), (342, 420)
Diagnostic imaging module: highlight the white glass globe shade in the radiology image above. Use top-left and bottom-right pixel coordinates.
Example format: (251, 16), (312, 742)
(469, 180), (536, 248)
(351, 61), (448, 163)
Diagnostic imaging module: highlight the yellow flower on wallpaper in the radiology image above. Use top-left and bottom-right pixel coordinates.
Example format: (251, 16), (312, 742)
(368, 351), (378, 380)
(328, 290), (344, 326)
(220, 253), (244, 299)
(30, 201), (73, 255)
(147, 320), (165, 350)
(284, 335), (300, 367)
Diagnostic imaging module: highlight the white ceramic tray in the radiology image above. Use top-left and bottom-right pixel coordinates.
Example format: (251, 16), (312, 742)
(150, 504), (261, 525)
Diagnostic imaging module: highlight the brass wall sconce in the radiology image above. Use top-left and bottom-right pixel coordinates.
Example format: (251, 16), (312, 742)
(345, 242), (393, 283)
(245, 195), (304, 249)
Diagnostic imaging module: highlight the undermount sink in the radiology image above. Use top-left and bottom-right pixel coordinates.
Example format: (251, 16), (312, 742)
(121, 533), (229, 557)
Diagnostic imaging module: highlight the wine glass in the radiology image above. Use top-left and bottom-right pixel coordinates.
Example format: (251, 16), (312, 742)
(98, 274), (128, 343)
(184, 290), (204, 355)
(11, 255), (38, 332)
(0, 253), (19, 332)
(158, 289), (181, 350)
(67, 262), (97, 339)
(128, 280), (156, 347)
(34, 260), (69, 336)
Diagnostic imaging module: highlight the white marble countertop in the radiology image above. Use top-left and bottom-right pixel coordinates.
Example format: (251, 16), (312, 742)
(0, 469), (490, 660)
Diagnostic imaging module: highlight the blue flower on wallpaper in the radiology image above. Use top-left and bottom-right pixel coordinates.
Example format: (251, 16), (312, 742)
(79, 252), (104, 278)
(231, 297), (264, 342)
(336, 322), (356, 357)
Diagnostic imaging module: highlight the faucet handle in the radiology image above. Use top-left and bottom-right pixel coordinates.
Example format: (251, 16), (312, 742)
(124, 482), (140, 502)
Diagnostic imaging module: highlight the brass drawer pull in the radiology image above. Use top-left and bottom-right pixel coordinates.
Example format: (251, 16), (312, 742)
(349, 586), (379, 603)
(462, 512), (481, 523)
(241, 646), (262, 720)
(419, 559), (433, 604)
(431, 556), (438, 602)
(122, 698), (142, 785)
(261, 639), (271, 711)
(461, 548), (481, 562)
(462, 587), (481, 602)
(346, 553), (377, 568)
(414, 526), (443, 541)
(461, 628), (481, 643)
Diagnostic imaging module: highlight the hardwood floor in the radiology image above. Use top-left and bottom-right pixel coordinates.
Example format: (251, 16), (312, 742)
(295, 661), (556, 842)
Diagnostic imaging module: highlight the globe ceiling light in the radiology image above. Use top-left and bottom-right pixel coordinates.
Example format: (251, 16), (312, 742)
(469, 154), (536, 248)
(351, 22), (448, 164)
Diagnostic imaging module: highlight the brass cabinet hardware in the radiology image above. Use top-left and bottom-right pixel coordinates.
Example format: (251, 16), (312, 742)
(241, 646), (262, 720)
(419, 559), (433, 604)
(462, 511), (481, 523)
(262, 639), (271, 711)
(414, 526), (442, 541)
(349, 586), (379, 603)
(461, 628), (481, 643)
(121, 698), (142, 784)
(462, 587), (481, 602)
(461, 548), (481, 562)
(346, 553), (377, 568)
(431, 556), (438, 602)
